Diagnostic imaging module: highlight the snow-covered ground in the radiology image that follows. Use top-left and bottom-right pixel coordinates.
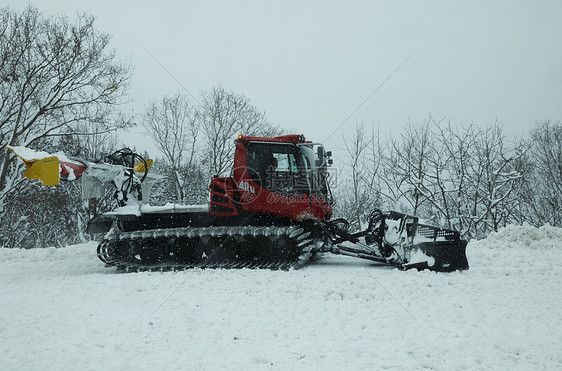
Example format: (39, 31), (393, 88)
(1, 224), (561, 370)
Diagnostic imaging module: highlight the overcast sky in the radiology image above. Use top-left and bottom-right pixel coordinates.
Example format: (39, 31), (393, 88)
(6, 1), (562, 156)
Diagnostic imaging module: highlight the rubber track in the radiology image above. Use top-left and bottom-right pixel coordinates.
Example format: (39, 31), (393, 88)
(97, 225), (316, 272)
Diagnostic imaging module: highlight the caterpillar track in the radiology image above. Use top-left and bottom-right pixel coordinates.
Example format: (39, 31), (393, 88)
(97, 225), (319, 272)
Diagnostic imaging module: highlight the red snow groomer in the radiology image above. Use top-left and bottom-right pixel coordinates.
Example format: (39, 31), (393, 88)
(7, 134), (469, 272)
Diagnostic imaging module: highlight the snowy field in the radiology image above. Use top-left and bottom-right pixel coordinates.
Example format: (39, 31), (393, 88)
(1, 224), (561, 370)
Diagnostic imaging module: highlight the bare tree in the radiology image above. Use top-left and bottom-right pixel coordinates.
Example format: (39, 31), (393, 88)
(0, 6), (132, 200)
(433, 120), (481, 234)
(0, 6), (131, 248)
(143, 93), (200, 200)
(382, 121), (436, 216)
(341, 123), (372, 229)
(333, 123), (386, 230)
(457, 124), (525, 237)
(200, 85), (282, 177)
(370, 118), (526, 238)
(523, 120), (562, 226)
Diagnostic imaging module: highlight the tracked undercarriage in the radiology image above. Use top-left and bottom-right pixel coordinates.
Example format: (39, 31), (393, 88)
(89, 207), (469, 273)
(96, 225), (316, 272)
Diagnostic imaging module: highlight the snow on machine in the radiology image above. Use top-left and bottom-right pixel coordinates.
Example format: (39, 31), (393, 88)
(6, 134), (469, 272)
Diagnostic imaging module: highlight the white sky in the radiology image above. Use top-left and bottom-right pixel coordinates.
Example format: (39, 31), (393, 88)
(5, 1), (562, 157)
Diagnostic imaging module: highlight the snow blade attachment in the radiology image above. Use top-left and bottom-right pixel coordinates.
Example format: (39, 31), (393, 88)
(364, 210), (469, 272)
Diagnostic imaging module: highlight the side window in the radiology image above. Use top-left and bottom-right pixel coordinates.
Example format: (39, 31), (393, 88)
(273, 153), (290, 172)
(267, 152), (299, 193)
